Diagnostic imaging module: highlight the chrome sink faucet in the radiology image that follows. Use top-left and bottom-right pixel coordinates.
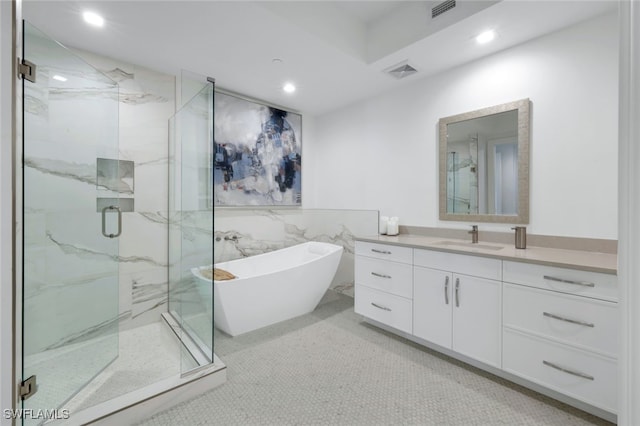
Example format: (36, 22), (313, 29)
(469, 225), (479, 244)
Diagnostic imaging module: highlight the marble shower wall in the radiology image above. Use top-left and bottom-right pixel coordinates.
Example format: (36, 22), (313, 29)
(23, 43), (176, 355)
(213, 209), (379, 297)
(23, 33), (122, 356)
(74, 49), (176, 331)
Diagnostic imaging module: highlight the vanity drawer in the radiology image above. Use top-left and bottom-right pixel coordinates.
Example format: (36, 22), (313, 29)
(355, 241), (413, 264)
(503, 284), (618, 358)
(355, 256), (413, 299)
(503, 328), (617, 413)
(503, 261), (617, 302)
(414, 248), (501, 281)
(354, 285), (412, 334)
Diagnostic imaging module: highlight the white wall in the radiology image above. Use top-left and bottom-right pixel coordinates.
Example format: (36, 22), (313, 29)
(308, 12), (618, 240)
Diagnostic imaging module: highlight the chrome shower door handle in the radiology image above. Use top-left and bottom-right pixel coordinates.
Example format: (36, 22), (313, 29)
(102, 205), (122, 238)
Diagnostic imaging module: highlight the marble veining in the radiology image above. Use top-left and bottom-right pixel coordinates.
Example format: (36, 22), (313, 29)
(133, 296), (168, 320)
(43, 313), (122, 351)
(24, 94), (48, 116)
(131, 278), (169, 320)
(48, 88), (119, 101)
(119, 92), (170, 105)
(104, 67), (135, 82)
(47, 232), (167, 267)
(139, 211), (170, 225)
(25, 157), (96, 186)
(214, 209), (378, 296)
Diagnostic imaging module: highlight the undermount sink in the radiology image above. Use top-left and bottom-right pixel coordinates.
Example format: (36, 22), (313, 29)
(433, 240), (504, 251)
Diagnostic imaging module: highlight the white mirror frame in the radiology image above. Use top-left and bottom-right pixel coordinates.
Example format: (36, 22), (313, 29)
(438, 98), (530, 224)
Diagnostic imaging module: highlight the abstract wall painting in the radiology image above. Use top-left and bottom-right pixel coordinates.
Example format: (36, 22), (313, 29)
(214, 91), (302, 206)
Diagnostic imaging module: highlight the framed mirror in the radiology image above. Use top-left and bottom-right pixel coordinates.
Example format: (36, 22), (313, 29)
(439, 98), (530, 224)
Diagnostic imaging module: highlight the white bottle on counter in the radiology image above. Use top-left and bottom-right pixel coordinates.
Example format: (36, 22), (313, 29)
(386, 217), (399, 236)
(379, 216), (389, 235)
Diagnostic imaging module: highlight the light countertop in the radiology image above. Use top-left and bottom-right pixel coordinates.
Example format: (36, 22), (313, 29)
(356, 234), (617, 275)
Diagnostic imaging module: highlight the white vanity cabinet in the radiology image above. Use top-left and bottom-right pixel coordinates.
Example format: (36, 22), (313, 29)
(413, 249), (502, 367)
(354, 241), (413, 334)
(502, 261), (618, 413)
(353, 237), (618, 420)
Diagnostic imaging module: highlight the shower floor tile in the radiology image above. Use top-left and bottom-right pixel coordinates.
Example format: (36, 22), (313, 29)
(62, 320), (183, 413)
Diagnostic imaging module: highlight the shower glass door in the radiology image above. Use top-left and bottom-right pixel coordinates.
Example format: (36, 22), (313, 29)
(21, 22), (119, 418)
(168, 80), (214, 372)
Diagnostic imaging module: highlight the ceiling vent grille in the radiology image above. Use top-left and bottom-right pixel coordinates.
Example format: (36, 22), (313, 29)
(384, 62), (418, 80)
(432, 0), (456, 18)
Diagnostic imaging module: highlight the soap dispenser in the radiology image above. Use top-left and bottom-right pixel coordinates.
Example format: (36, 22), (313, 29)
(512, 226), (527, 249)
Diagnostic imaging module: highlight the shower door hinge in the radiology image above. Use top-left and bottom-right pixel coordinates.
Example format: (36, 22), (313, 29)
(18, 58), (36, 83)
(19, 375), (38, 400)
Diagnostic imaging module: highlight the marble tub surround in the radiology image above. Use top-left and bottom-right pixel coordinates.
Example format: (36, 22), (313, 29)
(214, 209), (379, 297)
(360, 233), (616, 274)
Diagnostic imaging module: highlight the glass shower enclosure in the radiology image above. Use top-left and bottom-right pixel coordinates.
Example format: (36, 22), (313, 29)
(20, 22), (218, 424)
(21, 21), (120, 419)
(168, 79), (215, 372)
(446, 137), (479, 215)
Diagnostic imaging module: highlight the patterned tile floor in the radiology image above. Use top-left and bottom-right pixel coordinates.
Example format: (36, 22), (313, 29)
(64, 321), (184, 413)
(138, 291), (612, 426)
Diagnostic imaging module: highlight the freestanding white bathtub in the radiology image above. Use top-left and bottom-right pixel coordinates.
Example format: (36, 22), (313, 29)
(191, 241), (343, 336)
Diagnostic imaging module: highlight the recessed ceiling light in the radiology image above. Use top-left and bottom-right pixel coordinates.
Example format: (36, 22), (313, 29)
(83, 11), (104, 27)
(476, 30), (495, 44)
(52, 75), (67, 82)
(283, 83), (296, 94)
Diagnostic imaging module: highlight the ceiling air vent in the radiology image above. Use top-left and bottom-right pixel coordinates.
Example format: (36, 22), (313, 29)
(432, 0), (456, 18)
(384, 61), (418, 80)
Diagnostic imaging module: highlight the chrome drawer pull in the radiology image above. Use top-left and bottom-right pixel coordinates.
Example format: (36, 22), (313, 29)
(543, 312), (595, 328)
(542, 360), (594, 381)
(444, 276), (450, 305)
(371, 302), (392, 312)
(543, 275), (595, 287)
(371, 249), (392, 254)
(371, 272), (392, 279)
(455, 278), (460, 307)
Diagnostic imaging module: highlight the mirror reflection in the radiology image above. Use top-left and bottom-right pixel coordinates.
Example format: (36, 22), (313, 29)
(438, 98), (530, 224)
(446, 110), (518, 215)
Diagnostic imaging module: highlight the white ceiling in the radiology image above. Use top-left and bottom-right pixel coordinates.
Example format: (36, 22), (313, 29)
(22, 1), (616, 116)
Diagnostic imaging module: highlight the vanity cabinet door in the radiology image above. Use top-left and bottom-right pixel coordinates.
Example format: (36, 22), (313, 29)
(452, 274), (502, 368)
(413, 266), (452, 349)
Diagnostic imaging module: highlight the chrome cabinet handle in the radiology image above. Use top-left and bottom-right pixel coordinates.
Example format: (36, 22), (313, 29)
(371, 249), (391, 254)
(101, 205), (122, 238)
(455, 278), (460, 307)
(371, 272), (392, 279)
(542, 360), (594, 381)
(444, 276), (450, 305)
(371, 302), (391, 312)
(543, 312), (595, 328)
(543, 275), (595, 287)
